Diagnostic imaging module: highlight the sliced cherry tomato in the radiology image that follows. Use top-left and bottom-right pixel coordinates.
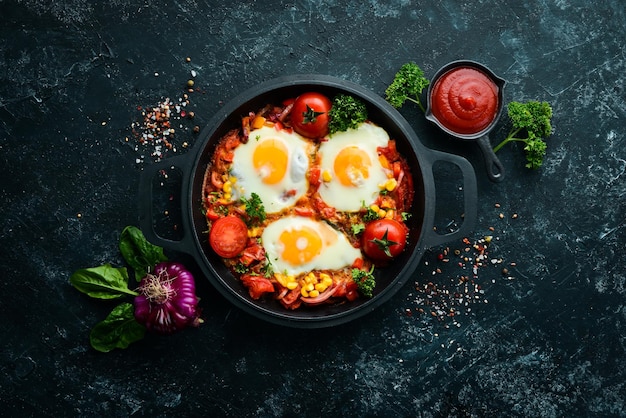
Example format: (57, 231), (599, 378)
(351, 257), (364, 269)
(241, 274), (275, 300)
(238, 241), (266, 266)
(345, 288), (360, 302)
(209, 215), (248, 258)
(334, 278), (359, 301)
(308, 165), (321, 187)
(290, 92), (331, 138)
(205, 206), (221, 221)
(362, 219), (408, 261)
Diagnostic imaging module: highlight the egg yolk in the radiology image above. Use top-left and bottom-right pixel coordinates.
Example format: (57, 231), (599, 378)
(334, 146), (371, 187)
(253, 139), (288, 185)
(278, 226), (323, 266)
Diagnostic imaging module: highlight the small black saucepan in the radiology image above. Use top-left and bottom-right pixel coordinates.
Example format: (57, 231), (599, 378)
(138, 75), (478, 328)
(425, 60), (506, 182)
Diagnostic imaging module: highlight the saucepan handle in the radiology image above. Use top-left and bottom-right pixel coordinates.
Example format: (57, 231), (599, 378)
(421, 149), (478, 248)
(475, 134), (505, 182)
(137, 155), (197, 255)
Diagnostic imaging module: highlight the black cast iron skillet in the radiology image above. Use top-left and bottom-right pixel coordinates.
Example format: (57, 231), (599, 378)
(139, 74), (477, 328)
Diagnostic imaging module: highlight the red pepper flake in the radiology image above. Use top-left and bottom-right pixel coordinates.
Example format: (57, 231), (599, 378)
(403, 216), (510, 330)
(129, 94), (198, 164)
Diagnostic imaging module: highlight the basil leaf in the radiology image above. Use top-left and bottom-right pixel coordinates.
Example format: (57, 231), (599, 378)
(70, 264), (138, 299)
(89, 303), (146, 352)
(119, 226), (167, 281)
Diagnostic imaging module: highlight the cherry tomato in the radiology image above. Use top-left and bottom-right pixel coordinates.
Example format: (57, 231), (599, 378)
(290, 92), (331, 138)
(209, 216), (248, 258)
(362, 219), (408, 261)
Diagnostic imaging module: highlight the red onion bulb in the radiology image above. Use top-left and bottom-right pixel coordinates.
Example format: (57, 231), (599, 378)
(133, 262), (202, 335)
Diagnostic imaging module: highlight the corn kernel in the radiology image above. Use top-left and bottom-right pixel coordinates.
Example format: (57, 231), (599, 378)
(319, 273), (331, 282)
(385, 210), (394, 219)
(301, 288), (309, 297)
(378, 209), (387, 218)
(308, 290), (320, 298)
(322, 170), (332, 182)
(370, 204), (380, 213)
(384, 178), (397, 192)
(228, 176), (237, 184)
(306, 283), (315, 292)
(223, 181), (232, 193)
(223, 193), (231, 201)
(315, 283), (328, 292)
(287, 281), (298, 290)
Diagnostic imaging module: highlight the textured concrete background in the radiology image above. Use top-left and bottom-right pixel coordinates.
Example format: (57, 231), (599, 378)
(1, 0), (625, 416)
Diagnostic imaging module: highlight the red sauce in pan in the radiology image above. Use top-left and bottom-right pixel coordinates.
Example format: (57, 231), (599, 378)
(430, 67), (499, 135)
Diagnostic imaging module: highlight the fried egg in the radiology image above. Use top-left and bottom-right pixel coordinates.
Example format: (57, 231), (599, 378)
(230, 126), (312, 214)
(317, 122), (390, 211)
(262, 216), (361, 276)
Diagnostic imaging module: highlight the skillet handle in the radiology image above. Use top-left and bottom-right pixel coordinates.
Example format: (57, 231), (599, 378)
(421, 150), (478, 248)
(137, 155), (197, 255)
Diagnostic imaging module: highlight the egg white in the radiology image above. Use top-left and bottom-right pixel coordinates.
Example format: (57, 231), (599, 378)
(230, 126), (312, 214)
(317, 122), (390, 212)
(262, 216), (361, 276)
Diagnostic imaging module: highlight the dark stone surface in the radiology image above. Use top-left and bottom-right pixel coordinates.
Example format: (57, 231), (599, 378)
(1, 0), (625, 416)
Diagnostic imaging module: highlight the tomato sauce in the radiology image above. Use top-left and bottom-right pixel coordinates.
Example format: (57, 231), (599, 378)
(430, 67), (499, 135)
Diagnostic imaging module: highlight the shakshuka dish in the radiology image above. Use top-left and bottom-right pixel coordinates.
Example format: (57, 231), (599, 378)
(201, 91), (414, 310)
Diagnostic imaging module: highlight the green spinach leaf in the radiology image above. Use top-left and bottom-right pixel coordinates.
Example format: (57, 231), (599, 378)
(89, 303), (146, 352)
(70, 264), (138, 299)
(119, 226), (167, 281)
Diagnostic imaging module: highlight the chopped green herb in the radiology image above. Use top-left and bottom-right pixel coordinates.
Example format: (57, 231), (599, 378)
(362, 201), (379, 222)
(234, 263), (250, 274)
(240, 192), (266, 226)
(328, 94), (368, 134)
(351, 266), (376, 298)
(352, 223), (365, 235)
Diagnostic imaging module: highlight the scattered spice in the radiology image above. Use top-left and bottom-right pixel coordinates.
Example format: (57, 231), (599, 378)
(404, 205), (517, 330)
(129, 93), (198, 164)
(128, 57), (202, 164)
